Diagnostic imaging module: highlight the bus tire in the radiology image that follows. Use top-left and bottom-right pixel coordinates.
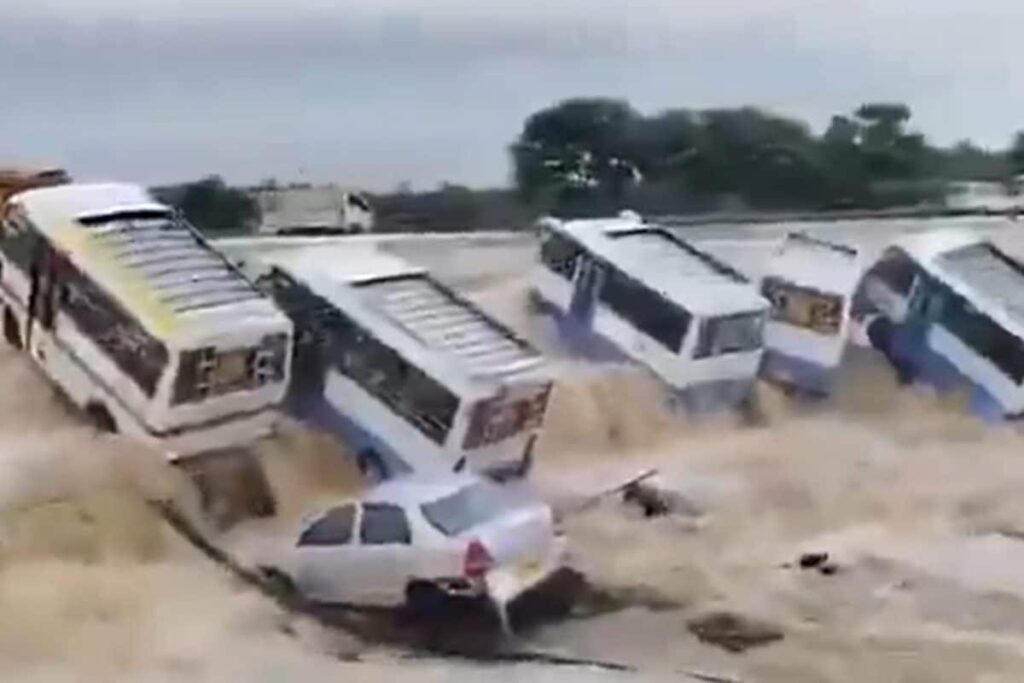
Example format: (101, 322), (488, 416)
(85, 402), (118, 434)
(3, 307), (22, 349)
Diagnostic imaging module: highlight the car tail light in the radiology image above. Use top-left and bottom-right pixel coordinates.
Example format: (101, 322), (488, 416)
(463, 539), (494, 579)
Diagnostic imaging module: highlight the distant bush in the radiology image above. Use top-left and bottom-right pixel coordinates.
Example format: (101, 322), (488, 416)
(152, 176), (260, 235)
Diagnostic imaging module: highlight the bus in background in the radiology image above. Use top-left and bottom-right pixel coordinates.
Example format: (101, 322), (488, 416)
(0, 183), (293, 457)
(224, 242), (552, 479)
(856, 229), (1024, 420)
(533, 213), (769, 413)
(759, 233), (863, 396)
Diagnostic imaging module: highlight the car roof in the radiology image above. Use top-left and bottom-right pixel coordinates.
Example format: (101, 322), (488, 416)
(359, 473), (484, 506)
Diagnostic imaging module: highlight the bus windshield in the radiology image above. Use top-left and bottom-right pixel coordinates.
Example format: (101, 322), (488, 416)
(695, 312), (764, 358)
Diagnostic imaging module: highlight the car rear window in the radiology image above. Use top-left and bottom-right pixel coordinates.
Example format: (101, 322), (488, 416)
(421, 483), (517, 537)
(298, 504), (356, 546)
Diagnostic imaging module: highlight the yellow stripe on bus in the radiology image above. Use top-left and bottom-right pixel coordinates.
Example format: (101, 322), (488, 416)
(55, 224), (179, 338)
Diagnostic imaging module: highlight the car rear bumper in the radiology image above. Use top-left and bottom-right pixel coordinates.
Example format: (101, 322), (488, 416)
(484, 536), (568, 605)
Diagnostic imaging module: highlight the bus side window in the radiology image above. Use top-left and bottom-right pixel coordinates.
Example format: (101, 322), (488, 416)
(600, 266), (691, 352)
(62, 266), (168, 396)
(0, 211), (37, 272)
(328, 311), (458, 444)
(940, 288), (1024, 383)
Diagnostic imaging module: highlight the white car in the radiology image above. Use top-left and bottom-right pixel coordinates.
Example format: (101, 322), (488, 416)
(271, 473), (567, 612)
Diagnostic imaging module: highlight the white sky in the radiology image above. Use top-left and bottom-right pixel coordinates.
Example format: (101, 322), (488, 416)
(1, 0), (1020, 189)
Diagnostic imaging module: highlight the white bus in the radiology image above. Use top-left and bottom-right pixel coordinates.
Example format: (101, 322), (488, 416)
(856, 229), (1024, 420)
(759, 233), (863, 396)
(533, 214), (769, 412)
(0, 183), (293, 457)
(222, 241), (552, 479)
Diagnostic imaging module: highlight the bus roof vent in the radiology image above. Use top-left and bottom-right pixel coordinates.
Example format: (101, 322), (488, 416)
(83, 212), (263, 313)
(353, 274), (544, 380)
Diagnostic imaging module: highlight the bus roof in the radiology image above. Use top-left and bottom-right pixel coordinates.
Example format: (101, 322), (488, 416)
(223, 239), (423, 284)
(892, 229), (1024, 339)
(554, 216), (768, 316)
(233, 242), (547, 386)
(14, 183), (280, 340)
(767, 232), (863, 293)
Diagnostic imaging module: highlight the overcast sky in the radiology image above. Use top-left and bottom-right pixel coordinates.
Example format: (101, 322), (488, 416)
(1, 0), (1020, 190)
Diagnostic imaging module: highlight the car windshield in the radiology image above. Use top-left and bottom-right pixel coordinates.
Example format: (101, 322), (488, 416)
(421, 482), (521, 536)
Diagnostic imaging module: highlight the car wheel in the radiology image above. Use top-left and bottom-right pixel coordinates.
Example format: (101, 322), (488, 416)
(259, 566), (297, 599)
(405, 581), (447, 620)
(85, 402), (118, 434)
(3, 307), (22, 349)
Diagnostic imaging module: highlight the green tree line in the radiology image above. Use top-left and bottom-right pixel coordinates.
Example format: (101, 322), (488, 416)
(512, 99), (1024, 217)
(155, 101), (1024, 234)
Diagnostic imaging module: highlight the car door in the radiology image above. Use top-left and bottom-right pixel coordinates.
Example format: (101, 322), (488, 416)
(353, 502), (415, 606)
(293, 504), (359, 604)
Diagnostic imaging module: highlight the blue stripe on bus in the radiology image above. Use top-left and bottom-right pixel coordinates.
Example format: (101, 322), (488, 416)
(548, 307), (630, 363)
(885, 323), (1008, 422)
(287, 392), (413, 480)
(667, 378), (756, 414)
(760, 349), (837, 397)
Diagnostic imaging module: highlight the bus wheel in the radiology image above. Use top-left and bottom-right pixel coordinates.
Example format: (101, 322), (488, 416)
(2, 307), (22, 349)
(85, 403), (118, 434)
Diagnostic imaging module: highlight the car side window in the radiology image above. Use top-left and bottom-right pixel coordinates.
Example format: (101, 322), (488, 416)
(297, 504), (356, 547)
(359, 503), (412, 545)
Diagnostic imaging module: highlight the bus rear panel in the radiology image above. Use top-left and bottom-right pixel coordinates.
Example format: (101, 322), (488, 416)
(759, 234), (862, 397)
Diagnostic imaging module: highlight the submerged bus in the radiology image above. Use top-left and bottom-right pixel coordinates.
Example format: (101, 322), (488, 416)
(759, 233), (863, 396)
(857, 229), (1024, 420)
(533, 214), (769, 412)
(223, 242), (552, 479)
(0, 183), (293, 457)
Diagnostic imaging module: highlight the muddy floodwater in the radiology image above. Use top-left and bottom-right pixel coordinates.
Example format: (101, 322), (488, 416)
(4, 233), (1024, 681)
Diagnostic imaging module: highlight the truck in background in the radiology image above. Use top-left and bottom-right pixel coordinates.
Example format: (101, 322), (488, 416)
(253, 184), (375, 236)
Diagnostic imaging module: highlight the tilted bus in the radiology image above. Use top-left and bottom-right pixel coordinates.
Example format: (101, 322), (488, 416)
(221, 241), (552, 479)
(759, 232), (863, 396)
(857, 229), (1024, 420)
(533, 214), (769, 412)
(0, 183), (293, 457)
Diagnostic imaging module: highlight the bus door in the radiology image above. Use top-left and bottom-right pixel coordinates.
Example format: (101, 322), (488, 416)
(895, 275), (951, 385)
(25, 240), (59, 352)
(569, 256), (605, 326)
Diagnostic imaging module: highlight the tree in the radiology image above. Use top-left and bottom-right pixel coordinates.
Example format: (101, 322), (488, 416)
(631, 109), (700, 182)
(1011, 132), (1024, 176)
(851, 102), (927, 180)
(686, 107), (825, 207)
(855, 103), (911, 148)
(152, 176), (260, 235)
(510, 98), (642, 212)
(941, 140), (1008, 181)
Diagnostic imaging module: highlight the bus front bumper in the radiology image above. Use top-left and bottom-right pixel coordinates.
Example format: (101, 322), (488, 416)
(671, 378), (757, 414)
(160, 408), (279, 460)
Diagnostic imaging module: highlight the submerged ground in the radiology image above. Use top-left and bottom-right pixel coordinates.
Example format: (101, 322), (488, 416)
(3, 224), (1024, 681)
